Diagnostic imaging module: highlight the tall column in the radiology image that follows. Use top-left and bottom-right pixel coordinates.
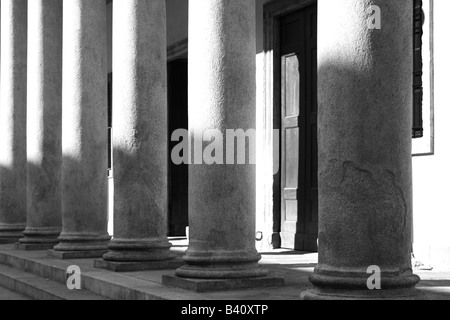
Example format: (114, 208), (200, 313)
(164, 1), (282, 289)
(18, 0), (62, 250)
(52, 0), (110, 259)
(96, 0), (180, 272)
(0, 0), (27, 244)
(301, 0), (421, 300)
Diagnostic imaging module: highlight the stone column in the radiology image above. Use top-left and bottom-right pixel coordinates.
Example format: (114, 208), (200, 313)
(301, 0), (421, 300)
(0, 0), (27, 244)
(163, 0), (283, 291)
(96, 0), (180, 272)
(18, 0), (62, 250)
(52, 0), (110, 259)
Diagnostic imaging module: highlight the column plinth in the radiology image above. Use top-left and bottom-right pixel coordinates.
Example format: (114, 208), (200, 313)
(18, 0), (63, 251)
(96, 0), (178, 272)
(51, 0), (110, 259)
(301, 0), (421, 300)
(0, 0), (27, 244)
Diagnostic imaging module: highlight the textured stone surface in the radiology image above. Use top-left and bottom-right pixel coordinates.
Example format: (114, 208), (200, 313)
(162, 274), (284, 293)
(302, 0), (420, 299)
(101, 0), (172, 264)
(301, 288), (425, 301)
(95, 258), (185, 273)
(175, 0), (266, 280)
(15, 243), (56, 251)
(0, 0), (27, 242)
(49, 249), (108, 260)
(53, 0), (110, 254)
(19, 0), (62, 248)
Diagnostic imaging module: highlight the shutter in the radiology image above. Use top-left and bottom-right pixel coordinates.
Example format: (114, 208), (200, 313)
(413, 0), (424, 139)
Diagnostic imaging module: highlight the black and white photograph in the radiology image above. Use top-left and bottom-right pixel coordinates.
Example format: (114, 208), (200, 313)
(0, 0), (448, 307)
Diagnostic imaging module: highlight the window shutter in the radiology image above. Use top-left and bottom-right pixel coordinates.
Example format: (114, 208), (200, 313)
(413, 0), (424, 139)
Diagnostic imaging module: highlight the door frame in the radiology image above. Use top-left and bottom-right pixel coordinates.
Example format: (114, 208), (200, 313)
(262, 0), (317, 249)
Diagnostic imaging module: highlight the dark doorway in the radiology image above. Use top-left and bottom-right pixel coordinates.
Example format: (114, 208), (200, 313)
(279, 3), (318, 251)
(168, 59), (189, 236)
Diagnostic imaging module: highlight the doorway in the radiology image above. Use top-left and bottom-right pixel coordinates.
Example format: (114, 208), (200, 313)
(168, 59), (189, 237)
(279, 3), (318, 251)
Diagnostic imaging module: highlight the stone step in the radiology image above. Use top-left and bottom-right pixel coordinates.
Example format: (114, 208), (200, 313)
(0, 245), (202, 300)
(0, 264), (108, 300)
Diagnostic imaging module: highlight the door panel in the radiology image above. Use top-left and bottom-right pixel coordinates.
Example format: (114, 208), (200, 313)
(280, 4), (318, 251)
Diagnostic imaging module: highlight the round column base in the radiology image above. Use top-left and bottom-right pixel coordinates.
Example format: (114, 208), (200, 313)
(53, 233), (111, 252)
(301, 287), (425, 300)
(176, 263), (269, 280)
(302, 266), (422, 300)
(19, 227), (61, 245)
(0, 224), (26, 243)
(103, 239), (174, 262)
(309, 267), (421, 290)
(177, 249), (267, 279)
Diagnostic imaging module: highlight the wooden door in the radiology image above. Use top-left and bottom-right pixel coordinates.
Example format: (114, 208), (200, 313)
(280, 4), (318, 251)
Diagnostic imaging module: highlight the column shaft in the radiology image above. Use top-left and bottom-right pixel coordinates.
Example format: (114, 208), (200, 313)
(302, 0), (420, 299)
(175, 0), (265, 279)
(0, 0), (27, 243)
(19, 0), (62, 249)
(53, 0), (110, 256)
(102, 0), (173, 262)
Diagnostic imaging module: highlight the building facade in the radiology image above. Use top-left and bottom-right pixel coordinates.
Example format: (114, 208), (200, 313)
(0, 0), (448, 299)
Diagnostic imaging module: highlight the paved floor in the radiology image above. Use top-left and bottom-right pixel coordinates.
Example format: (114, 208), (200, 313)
(0, 239), (449, 300)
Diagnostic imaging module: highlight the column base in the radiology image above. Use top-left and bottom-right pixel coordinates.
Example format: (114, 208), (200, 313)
(17, 227), (61, 250)
(309, 267), (421, 289)
(51, 233), (111, 259)
(178, 249), (268, 279)
(301, 287), (425, 300)
(162, 274), (284, 293)
(102, 238), (174, 262)
(0, 224), (26, 244)
(303, 266), (422, 300)
(94, 258), (185, 272)
(176, 263), (269, 280)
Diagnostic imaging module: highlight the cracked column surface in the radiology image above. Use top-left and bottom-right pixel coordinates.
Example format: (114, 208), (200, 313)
(175, 0), (267, 279)
(0, 0), (27, 243)
(101, 0), (174, 263)
(19, 0), (62, 249)
(53, 0), (110, 257)
(301, 0), (421, 300)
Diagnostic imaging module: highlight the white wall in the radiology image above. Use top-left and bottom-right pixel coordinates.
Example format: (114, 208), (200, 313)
(413, 0), (450, 269)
